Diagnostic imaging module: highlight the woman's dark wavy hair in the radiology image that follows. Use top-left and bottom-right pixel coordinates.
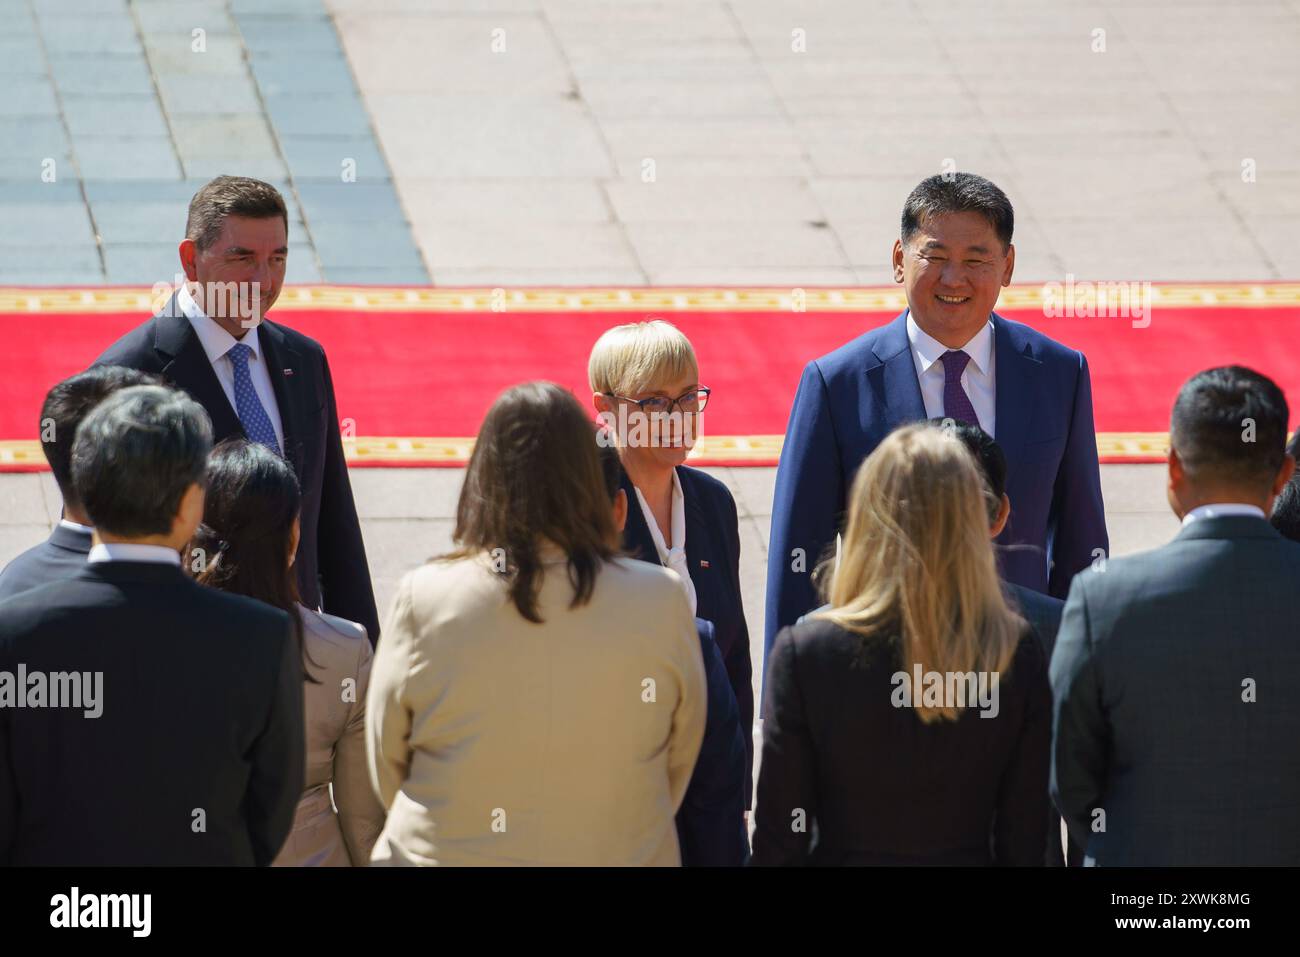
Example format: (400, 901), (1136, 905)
(192, 438), (318, 681)
(443, 381), (619, 623)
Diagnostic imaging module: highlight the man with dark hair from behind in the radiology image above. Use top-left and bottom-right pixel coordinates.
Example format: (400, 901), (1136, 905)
(1053, 365), (1300, 866)
(924, 418), (1066, 657)
(0, 385), (304, 865)
(596, 429), (750, 866)
(0, 366), (157, 601)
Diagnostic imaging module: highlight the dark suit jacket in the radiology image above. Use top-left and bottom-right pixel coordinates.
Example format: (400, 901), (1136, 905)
(0, 561), (304, 865)
(765, 311), (1109, 667)
(676, 617), (750, 866)
(1005, 582), (1071, 866)
(1007, 583), (1064, 661)
(94, 297), (380, 643)
(0, 523), (93, 602)
(753, 618), (1051, 866)
(1051, 514), (1300, 866)
(619, 465), (754, 807)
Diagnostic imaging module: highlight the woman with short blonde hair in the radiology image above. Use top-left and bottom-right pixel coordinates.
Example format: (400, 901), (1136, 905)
(589, 319), (756, 855)
(753, 424), (1051, 865)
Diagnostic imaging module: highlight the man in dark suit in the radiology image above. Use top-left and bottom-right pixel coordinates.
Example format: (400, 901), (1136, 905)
(1052, 365), (1300, 866)
(0, 366), (156, 600)
(765, 172), (1108, 668)
(598, 437), (749, 865)
(93, 175), (379, 644)
(929, 419), (1066, 656)
(0, 385), (304, 865)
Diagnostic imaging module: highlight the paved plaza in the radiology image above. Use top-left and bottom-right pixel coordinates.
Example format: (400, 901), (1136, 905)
(1, 0), (1298, 286)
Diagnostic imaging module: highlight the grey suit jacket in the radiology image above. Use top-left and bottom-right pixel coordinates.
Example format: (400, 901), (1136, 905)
(1050, 514), (1300, 866)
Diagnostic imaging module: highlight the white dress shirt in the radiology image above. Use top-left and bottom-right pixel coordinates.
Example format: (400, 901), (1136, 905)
(1180, 503), (1266, 527)
(87, 543), (182, 566)
(906, 312), (997, 437)
(632, 469), (698, 615)
(177, 283), (285, 451)
(59, 519), (94, 534)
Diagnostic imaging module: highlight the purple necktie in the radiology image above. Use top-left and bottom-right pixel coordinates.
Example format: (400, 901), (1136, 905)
(939, 350), (980, 428)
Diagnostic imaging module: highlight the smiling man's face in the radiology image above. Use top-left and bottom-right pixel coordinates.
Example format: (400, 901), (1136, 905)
(892, 210), (1014, 349)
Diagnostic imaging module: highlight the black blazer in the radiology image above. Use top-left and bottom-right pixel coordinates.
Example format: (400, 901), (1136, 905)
(1006, 582), (1072, 867)
(676, 617), (750, 866)
(94, 298), (380, 644)
(753, 618), (1051, 865)
(0, 523), (93, 602)
(1006, 583), (1064, 661)
(1052, 514), (1300, 865)
(619, 465), (754, 807)
(0, 561), (304, 865)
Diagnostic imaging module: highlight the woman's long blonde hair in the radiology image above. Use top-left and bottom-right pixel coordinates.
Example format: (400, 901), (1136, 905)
(816, 424), (1024, 722)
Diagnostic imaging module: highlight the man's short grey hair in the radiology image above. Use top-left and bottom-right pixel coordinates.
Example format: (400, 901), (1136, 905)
(71, 385), (214, 537)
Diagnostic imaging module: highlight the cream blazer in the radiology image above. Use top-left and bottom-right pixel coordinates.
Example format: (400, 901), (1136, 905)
(273, 605), (385, 866)
(366, 550), (706, 866)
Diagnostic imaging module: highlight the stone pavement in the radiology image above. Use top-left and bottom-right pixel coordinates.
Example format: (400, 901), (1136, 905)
(0, 0), (426, 285)
(329, 0), (1300, 285)
(4, 1), (1297, 285)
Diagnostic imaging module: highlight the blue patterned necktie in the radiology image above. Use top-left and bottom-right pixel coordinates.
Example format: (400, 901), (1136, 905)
(939, 349), (980, 429)
(226, 342), (281, 454)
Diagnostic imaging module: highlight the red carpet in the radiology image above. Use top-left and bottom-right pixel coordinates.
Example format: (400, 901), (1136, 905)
(2, 284), (1298, 469)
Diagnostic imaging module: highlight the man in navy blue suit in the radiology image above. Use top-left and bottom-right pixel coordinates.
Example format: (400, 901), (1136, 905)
(0, 366), (157, 601)
(765, 172), (1108, 664)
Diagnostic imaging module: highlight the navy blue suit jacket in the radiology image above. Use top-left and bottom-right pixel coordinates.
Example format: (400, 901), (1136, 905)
(620, 466), (754, 809)
(0, 523), (93, 602)
(765, 311), (1108, 664)
(676, 618), (750, 866)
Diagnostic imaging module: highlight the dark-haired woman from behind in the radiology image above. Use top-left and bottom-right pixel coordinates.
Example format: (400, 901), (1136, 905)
(193, 439), (385, 866)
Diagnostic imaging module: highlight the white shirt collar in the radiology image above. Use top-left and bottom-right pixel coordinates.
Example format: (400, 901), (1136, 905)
(1181, 503), (1266, 527)
(631, 469), (697, 615)
(59, 518), (94, 534)
(906, 312), (994, 376)
(87, 543), (182, 566)
(633, 468), (686, 559)
(177, 283), (262, 364)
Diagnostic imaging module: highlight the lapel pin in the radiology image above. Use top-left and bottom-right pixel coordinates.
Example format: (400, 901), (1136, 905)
(283, 368), (294, 376)
(699, 559), (710, 568)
